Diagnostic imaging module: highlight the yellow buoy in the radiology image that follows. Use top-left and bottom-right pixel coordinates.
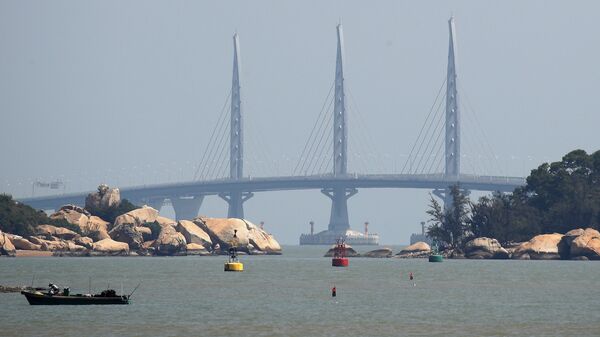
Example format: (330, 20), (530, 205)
(224, 229), (244, 272)
(224, 261), (244, 272)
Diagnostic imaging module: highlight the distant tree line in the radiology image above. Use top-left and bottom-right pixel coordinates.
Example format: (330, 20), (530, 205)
(427, 149), (600, 247)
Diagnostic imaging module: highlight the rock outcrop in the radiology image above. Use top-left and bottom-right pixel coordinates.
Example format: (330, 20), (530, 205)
(195, 217), (250, 251)
(363, 248), (393, 258)
(186, 243), (211, 256)
(396, 242), (431, 258)
(92, 238), (129, 256)
(244, 220), (281, 255)
(568, 228), (600, 260)
(50, 206), (109, 241)
(156, 216), (176, 227)
(0, 232), (16, 257)
(113, 206), (159, 229)
(5, 235), (41, 250)
(176, 220), (212, 250)
(74, 236), (94, 249)
(85, 184), (121, 211)
(35, 225), (79, 240)
(324, 244), (359, 257)
(512, 233), (566, 260)
(464, 237), (509, 259)
(108, 223), (145, 250)
(153, 226), (187, 256)
(50, 205), (90, 228)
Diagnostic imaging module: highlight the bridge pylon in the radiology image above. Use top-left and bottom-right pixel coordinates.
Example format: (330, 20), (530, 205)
(326, 23), (355, 233)
(220, 32), (253, 218)
(440, 16), (463, 210)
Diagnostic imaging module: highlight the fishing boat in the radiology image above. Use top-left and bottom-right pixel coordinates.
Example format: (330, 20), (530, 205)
(224, 229), (244, 272)
(21, 289), (129, 305)
(332, 239), (349, 267)
(21, 282), (139, 305)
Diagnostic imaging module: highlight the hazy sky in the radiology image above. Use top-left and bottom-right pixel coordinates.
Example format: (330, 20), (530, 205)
(1, 1), (599, 244)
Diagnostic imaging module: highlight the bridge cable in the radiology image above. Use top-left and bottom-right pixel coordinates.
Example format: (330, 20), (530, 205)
(412, 91), (446, 174)
(400, 78), (446, 174)
(206, 116), (231, 180)
(293, 82), (335, 176)
(297, 87), (335, 175)
(196, 96), (231, 180)
(194, 90), (232, 180)
(307, 104), (334, 175)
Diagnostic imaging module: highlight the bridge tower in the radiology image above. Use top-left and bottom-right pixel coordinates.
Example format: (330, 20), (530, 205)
(435, 16), (462, 209)
(219, 32), (253, 218)
(321, 24), (357, 233)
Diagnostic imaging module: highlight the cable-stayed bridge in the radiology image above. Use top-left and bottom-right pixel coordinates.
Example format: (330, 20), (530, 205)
(20, 18), (525, 242)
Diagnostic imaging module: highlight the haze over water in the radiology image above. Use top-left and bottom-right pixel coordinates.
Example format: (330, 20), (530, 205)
(2, 246), (599, 337)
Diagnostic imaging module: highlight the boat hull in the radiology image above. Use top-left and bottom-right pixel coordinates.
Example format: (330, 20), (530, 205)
(21, 291), (129, 305)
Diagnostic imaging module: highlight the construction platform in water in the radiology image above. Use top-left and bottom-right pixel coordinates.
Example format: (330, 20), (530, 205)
(299, 229), (379, 245)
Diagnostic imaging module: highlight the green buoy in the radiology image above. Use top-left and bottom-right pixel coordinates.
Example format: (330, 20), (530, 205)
(428, 241), (443, 262)
(428, 254), (443, 262)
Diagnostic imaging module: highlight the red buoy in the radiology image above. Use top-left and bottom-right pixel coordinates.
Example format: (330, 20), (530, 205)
(332, 239), (349, 267)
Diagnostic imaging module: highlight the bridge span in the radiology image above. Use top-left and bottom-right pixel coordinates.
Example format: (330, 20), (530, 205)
(19, 174), (525, 217)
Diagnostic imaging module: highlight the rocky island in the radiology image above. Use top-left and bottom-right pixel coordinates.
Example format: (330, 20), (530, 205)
(0, 185), (281, 257)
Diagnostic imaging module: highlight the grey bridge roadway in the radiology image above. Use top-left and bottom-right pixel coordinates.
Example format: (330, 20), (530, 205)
(19, 173), (526, 210)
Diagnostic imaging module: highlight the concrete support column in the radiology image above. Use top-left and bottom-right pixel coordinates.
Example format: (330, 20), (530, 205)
(321, 187), (357, 233)
(171, 196), (204, 221)
(219, 191), (253, 219)
(144, 197), (165, 213)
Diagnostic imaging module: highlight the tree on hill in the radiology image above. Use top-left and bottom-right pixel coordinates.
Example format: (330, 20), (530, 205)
(426, 185), (471, 248)
(0, 194), (81, 236)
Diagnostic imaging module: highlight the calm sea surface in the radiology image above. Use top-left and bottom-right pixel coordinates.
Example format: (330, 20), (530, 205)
(1, 245), (599, 337)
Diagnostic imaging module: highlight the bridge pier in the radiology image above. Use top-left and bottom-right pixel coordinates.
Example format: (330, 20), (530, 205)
(145, 197), (165, 212)
(433, 187), (470, 211)
(321, 187), (357, 232)
(219, 191), (253, 218)
(171, 196), (204, 221)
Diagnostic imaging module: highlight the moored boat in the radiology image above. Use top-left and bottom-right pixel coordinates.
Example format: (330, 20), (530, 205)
(21, 289), (129, 305)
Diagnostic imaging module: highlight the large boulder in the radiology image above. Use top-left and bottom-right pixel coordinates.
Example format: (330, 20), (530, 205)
(512, 233), (566, 260)
(50, 206), (109, 241)
(156, 216), (177, 227)
(464, 237), (509, 259)
(324, 244), (359, 257)
(363, 248), (393, 258)
(176, 220), (212, 250)
(50, 205), (90, 228)
(74, 236), (94, 249)
(153, 225), (187, 256)
(569, 228), (600, 260)
(108, 223), (146, 250)
(244, 219), (281, 255)
(0, 232), (16, 257)
(5, 234), (41, 250)
(92, 238), (129, 255)
(35, 225), (79, 240)
(85, 184), (121, 211)
(194, 217), (250, 251)
(186, 243), (211, 256)
(113, 206), (159, 229)
(396, 242), (431, 258)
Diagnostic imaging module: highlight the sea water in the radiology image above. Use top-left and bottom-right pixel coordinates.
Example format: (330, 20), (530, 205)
(1, 246), (599, 337)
